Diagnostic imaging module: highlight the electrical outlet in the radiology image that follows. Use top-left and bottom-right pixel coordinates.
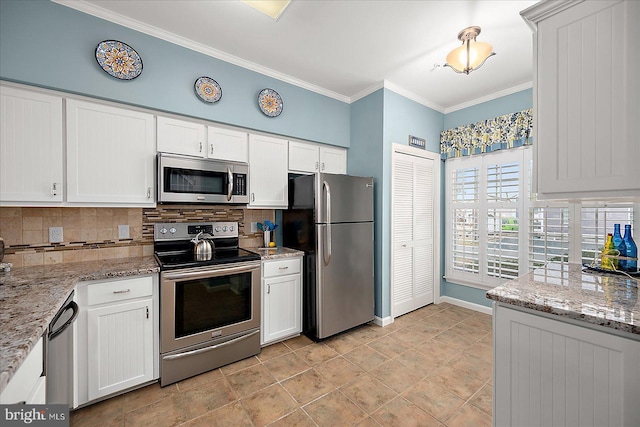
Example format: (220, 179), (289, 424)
(49, 227), (63, 243)
(118, 225), (130, 239)
(250, 222), (258, 233)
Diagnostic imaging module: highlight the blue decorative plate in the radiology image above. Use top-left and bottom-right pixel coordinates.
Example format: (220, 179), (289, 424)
(258, 88), (283, 117)
(95, 40), (143, 80)
(194, 76), (222, 103)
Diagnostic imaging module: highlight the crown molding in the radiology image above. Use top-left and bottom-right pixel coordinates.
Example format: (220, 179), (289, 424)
(52, 0), (351, 103)
(444, 81), (533, 114)
(349, 82), (385, 104)
(382, 80), (446, 113)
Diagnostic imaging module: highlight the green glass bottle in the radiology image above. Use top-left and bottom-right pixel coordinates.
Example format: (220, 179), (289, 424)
(601, 233), (618, 270)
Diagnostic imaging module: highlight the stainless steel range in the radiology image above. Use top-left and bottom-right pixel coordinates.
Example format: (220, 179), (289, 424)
(154, 222), (261, 386)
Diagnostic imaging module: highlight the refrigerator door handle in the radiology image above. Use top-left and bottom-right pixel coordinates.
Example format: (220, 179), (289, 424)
(323, 180), (332, 266)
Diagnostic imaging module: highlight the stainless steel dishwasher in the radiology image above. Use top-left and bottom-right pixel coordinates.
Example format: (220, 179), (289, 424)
(46, 291), (78, 407)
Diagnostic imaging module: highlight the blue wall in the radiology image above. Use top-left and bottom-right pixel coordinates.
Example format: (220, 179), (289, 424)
(348, 90), (384, 315)
(440, 88), (533, 308)
(0, 0), (350, 146)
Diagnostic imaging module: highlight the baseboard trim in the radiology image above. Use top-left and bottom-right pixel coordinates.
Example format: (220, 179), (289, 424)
(439, 296), (493, 315)
(373, 315), (393, 327)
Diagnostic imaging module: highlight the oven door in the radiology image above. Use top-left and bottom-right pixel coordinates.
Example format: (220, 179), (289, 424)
(160, 260), (261, 354)
(158, 153), (248, 204)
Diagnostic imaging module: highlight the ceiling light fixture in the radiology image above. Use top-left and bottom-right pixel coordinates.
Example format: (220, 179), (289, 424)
(241, 0), (292, 20)
(445, 26), (495, 75)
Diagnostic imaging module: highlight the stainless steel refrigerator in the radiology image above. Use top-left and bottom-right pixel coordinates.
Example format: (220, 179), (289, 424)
(283, 173), (374, 340)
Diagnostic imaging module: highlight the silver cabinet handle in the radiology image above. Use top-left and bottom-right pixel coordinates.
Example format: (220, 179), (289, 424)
(51, 182), (58, 196)
(210, 144), (214, 155)
(146, 306), (149, 319)
(267, 284), (271, 294)
(163, 330), (259, 360)
(315, 161), (319, 170)
(322, 162), (325, 170)
(278, 266), (288, 270)
(199, 141), (203, 153)
(227, 167), (233, 201)
(147, 187), (151, 199)
(113, 289), (131, 294)
(251, 193), (255, 202)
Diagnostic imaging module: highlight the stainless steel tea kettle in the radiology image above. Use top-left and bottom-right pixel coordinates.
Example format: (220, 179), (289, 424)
(191, 232), (213, 261)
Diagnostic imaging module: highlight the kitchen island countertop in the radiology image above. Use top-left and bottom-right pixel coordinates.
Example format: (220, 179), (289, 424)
(486, 263), (639, 336)
(0, 257), (159, 394)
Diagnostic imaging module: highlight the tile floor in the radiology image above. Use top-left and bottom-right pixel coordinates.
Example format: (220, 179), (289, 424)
(70, 303), (493, 427)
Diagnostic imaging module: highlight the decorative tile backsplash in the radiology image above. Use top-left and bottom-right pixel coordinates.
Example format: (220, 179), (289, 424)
(0, 205), (274, 267)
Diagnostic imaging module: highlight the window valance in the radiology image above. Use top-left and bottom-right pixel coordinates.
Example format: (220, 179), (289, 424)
(440, 108), (533, 159)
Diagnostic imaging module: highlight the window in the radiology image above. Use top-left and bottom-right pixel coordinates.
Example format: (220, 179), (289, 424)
(445, 147), (638, 289)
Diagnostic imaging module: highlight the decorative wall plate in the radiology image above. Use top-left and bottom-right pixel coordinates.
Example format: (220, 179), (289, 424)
(194, 76), (222, 103)
(95, 40), (143, 80)
(258, 88), (283, 117)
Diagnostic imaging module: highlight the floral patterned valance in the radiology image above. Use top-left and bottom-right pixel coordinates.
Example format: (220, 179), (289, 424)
(440, 108), (533, 159)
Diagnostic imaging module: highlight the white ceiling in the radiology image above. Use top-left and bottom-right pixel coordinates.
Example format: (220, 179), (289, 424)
(57, 0), (539, 113)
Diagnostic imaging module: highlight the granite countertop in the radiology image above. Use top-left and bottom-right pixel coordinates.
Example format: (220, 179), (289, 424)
(249, 247), (304, 260)
(0, 257), (159, 393)
(486, 263), (639, 335)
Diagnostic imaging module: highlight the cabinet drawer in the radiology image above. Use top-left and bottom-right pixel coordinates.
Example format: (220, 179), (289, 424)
(87, 276), (153, 306)
(263, 258), (301, 278)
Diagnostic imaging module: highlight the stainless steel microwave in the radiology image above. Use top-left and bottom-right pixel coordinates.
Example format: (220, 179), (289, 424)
(157, 153), (249, 204)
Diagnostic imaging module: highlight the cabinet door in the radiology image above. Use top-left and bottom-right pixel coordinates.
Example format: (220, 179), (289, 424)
(87, 298), (154, 401)
(0, 85), (63, 204)
(320, 146), (347, 174)
(66, 100), (155, 205)
(288, 140), (319, 173)
(157, 116), (205, 157)
(534, 0), (640, 198)
(494, 305), (640, 427)
(249, 134), (288, 208)
(262, 274), (301, 345)
(207, 126), (248, 162)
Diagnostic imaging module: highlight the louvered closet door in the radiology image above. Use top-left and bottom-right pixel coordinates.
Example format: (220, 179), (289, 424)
(393, 152), (435, 317)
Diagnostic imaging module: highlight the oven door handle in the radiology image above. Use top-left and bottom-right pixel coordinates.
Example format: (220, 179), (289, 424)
(162, 263), (260, 281)
(162, 330), (259, 361)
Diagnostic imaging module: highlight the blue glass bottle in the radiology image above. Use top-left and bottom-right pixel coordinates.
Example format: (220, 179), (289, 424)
(612, 224), (626, 270)
(623, 224), (637, 272)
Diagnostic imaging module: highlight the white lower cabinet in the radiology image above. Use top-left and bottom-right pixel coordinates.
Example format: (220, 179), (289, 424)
(0, 337), (45, 404)
(75, 275), (159, 407)
(261, 257), (302, 346)
(494, 304), (640, 427)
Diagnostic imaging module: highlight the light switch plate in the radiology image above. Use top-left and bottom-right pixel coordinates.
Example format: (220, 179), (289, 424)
(118, 224), (130, 239)
(250, 222), (258, 232)
(49, 227), (63, 243)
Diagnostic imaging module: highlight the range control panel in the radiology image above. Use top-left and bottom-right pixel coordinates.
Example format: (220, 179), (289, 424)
(154, 222), (239, 241)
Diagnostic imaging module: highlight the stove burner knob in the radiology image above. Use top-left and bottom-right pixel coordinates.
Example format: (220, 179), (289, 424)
(229, 225), (235, 231)
(222, 226), (228, 232)
(169, 227), (177, 234)
(215, 226), (221, 232)
(160, 227), (168, 234)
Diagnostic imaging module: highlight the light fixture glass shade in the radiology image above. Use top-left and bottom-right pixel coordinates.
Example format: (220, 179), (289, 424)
(445, 26), (496, 74)
(241, 0), (292, 20)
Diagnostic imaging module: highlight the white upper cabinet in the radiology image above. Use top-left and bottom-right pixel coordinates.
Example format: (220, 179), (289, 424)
(289, 140), (347, 174)
(0, 85), (64, 204)
(66, 99), (155, 205)
(207, 126), (248, 162)
(523, 0), (640, 199)
(249, 134), (288, 208)
(157, 116), (206, 157)
(320, 145), (347, 174)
